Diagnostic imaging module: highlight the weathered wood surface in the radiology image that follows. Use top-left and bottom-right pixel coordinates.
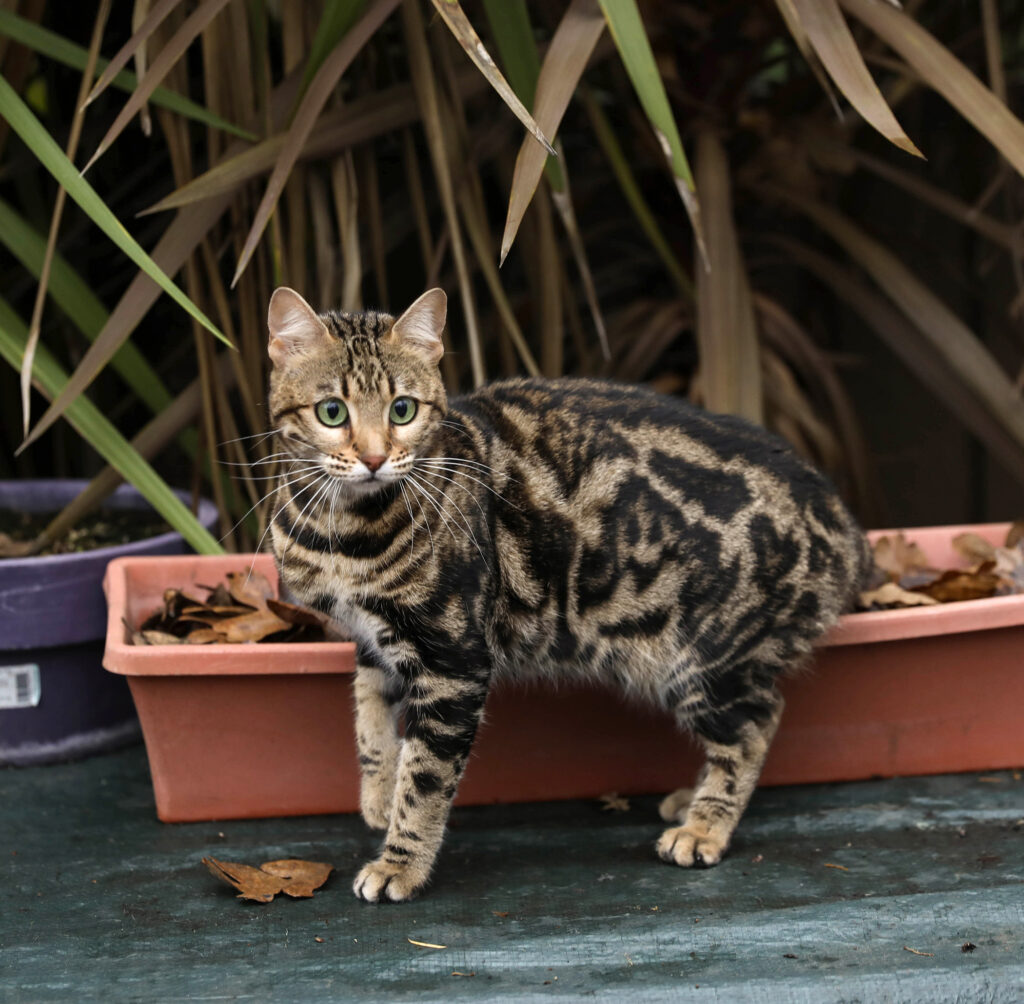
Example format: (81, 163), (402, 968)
(2, 747), (1022, 1002)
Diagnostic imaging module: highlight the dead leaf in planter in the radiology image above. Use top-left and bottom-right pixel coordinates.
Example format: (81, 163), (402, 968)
(952, 532), (996, 564)
(918, 565), (1002, 603)
(202, 856), (332, 902)
(1006, 520), (1024, 549)
(266, 597), (329, 629)
(198, 582), (236, 607)
(213, 608), (292, 643)
(226, 570), (274, 609)
(141, 629), (184, 645)
(872, 533), (933, 580)
(185, 628), (225, 645)
(857, 582), (939, 610)
(180, 604), (255, 616)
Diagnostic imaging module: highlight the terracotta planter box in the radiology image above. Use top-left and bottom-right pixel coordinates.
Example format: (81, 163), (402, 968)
(102, 523), (1024, 822)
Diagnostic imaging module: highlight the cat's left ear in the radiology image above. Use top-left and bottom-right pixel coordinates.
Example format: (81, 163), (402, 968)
(267, 287), (331, 368)
(388, 288), (446, 365)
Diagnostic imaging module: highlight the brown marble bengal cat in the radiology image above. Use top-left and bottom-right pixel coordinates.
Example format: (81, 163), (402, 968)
(265, 286), (868, 903)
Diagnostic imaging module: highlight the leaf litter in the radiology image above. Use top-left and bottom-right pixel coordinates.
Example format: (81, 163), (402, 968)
(203, 856), (333, 903)
(856, 523), (1024, 610)
(130, 569), (343, 644)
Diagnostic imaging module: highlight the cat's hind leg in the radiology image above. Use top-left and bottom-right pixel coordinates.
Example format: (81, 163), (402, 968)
(659, 674), (783, 868)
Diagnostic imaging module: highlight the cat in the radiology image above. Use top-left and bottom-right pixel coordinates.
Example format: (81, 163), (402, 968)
(265, 286), (869, 903)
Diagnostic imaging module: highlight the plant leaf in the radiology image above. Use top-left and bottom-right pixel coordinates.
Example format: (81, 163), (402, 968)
(770, 234), (1024, 485)
(231, 0), (401, 287)
(694, 128), (762, 424)
(0, 297), (222, 554)
(498, 0), (604, 265)
(0, 7), (255, 140)
(788, 0), (922, 157)
(597, 0), (706, 267)
(430, 0), (554, 156)
(84, 0), (183, 106)
(83, 0), (234, 173)
(840, 0), (1024, 178)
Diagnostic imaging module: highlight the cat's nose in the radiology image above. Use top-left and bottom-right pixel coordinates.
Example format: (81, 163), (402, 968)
(361, 454), (387, 473)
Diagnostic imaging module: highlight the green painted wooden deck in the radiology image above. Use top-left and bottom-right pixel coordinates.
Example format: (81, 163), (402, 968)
(2, 747), (1022, 1002)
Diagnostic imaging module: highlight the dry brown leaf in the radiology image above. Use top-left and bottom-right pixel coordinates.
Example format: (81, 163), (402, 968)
(598, 793), (630, 812)
(213, 608), (292, 643)
(202, 856), (332, 903)
(225, 570), (274, 609)
(872, 533), (933, 579)
(266, 597), (328, 629)
(1006, 521), (1024, 549)
(140, 629), (184, 645)
(257, 859), (334, 899)
(184, 628), (225, 645)
(918, 566), (1002, 603)
(952, 533), (996, 564)
(858, 582), (939, 610)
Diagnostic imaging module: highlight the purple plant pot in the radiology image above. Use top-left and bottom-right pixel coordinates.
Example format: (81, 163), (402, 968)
(0, 480), (219, 766)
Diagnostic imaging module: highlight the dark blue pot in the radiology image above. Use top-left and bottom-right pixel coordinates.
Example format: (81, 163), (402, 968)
(0, 480), (219, 765)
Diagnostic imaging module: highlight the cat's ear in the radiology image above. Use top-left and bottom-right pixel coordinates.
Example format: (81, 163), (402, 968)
(267, 287), (331, 367)
(389, 288), (446, 364)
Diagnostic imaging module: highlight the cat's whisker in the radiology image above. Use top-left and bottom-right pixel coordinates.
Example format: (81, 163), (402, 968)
(293, 473), (336, 544)
(218, 428), (281, 449)
(406, 472), (489, 568)
(412, 466), (487, 523)
(416, 461), (519, 508)
(219, 467), (321, 545)
(404, 473), (462, 554)
(404, 479), (435, 559)
(398, 481), (416, 561)
(248, 472), (328, 572)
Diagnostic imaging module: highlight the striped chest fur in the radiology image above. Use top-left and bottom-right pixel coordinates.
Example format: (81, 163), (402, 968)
(264, 287), (868, 903)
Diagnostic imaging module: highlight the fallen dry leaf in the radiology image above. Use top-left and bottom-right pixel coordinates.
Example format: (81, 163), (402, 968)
(226, 570), (274, 609)
(202, 856), (333, 903)
(408, 939), (447, 950)
(918, 566), (1002, 603)
(872, 533), (933, 579)
(492, 910), (510, 918)
(952, 532), (996, 564)
(823, 862), (849, 871)
(598, 793), (631, 812)
(858, 582), (939, 610)
(267, 596), (329, 628)
(902, 946), (934, 957)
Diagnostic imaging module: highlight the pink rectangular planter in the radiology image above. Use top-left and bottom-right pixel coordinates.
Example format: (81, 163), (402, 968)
(103, 523), (1024, 822)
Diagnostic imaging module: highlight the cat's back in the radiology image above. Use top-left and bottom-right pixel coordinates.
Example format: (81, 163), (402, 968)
(453, 376), (844, 523)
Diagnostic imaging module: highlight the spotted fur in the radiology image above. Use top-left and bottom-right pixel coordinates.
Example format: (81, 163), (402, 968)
(264, 287), (869, 902)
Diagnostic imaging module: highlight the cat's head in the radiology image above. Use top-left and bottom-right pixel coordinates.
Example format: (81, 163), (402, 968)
(266, 287), (448, 498)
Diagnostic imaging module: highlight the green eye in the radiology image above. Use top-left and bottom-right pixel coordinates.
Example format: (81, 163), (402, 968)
(315, 398), (348, 426)
(389, 397), (417, 425)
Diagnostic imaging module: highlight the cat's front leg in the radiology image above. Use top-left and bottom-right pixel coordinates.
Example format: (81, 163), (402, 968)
(353, 666), (488, 903)
(353, 660), (402, 831)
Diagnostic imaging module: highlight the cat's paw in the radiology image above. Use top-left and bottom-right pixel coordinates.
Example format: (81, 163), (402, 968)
(658, 787), (695, 823)
(353, 858), (426, 903)
(360, 794), (392, 831)
(656, 825), (728, 868)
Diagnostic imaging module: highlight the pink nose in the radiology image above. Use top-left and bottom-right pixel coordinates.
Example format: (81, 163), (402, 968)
(361, 454), (387, 473)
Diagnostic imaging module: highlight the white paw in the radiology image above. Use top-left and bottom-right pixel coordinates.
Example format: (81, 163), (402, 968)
(658, 787), (695, 822)
(656, 825), (727, 868)
(352, 859), (426, 903)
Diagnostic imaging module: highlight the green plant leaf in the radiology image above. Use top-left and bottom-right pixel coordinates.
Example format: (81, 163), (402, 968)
(597, 0), (706, 266)
(300, 0), (367, 97)
(0, 297), (223, 555)
(0, 74), (231, 453)
(0, 7), (256, 141)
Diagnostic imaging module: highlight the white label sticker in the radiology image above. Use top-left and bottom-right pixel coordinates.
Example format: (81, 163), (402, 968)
(0, 664), (42, 709)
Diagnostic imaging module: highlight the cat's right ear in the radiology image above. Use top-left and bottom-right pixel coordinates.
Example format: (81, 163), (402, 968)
(267, 287), (331, 368)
